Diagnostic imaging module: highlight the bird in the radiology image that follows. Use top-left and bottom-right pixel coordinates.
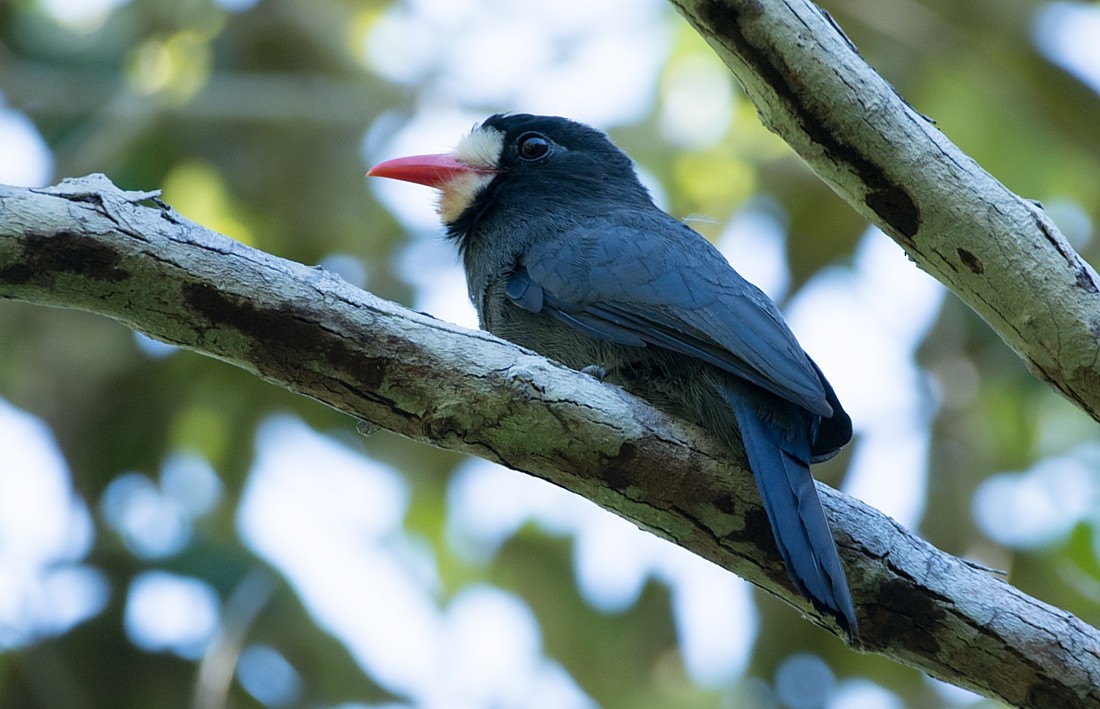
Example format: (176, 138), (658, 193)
(368, 113), (857, 637)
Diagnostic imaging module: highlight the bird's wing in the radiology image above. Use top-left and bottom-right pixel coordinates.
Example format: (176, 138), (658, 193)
(507, 217), (831, 416)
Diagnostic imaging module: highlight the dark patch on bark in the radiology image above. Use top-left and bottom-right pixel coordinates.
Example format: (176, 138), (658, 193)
(1025, 676), (1082, 709)
(355, 356), (391, 393)
(956, 248), (984, 275)
(729, 502), (799, 592)
(699, 0), (920, 238)
(0, 263), (34, 285)
(16, 231), (129, 284)
(742, 504), (774, 548)
(601, 441), (638, 491)
(865, 187), (920, 239)
(181, 281), (376, 383)
(185, 281), (295, 350)
(868, 576), (944, 653)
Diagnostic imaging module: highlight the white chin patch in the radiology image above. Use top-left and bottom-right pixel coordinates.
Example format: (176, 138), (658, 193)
(437, 170), (495, 224)
(436, 125), (504, 225)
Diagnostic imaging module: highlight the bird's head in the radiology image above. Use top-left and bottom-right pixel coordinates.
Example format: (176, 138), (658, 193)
(368, 114), (651, 242)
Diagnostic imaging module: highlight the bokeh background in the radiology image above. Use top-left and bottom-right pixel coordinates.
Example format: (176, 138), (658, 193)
(2, 0), (1100, 707)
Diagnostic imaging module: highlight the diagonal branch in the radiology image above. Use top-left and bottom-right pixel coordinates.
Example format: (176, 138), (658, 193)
(671, 0), (1100, 419)
(1, 175), (1097, 708)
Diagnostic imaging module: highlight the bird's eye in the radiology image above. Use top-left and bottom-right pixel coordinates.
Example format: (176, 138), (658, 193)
(517, 133), (551, 161)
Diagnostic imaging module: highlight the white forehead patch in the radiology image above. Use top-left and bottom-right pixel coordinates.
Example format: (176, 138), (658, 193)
(436, 124), (504, 224)
(452, 125), (504, 170)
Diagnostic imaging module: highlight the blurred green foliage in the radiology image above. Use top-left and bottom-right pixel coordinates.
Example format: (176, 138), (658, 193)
(1, 1), (1099, 707)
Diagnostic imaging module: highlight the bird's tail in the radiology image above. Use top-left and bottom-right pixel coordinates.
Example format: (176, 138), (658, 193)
(727, 395), (858, 637)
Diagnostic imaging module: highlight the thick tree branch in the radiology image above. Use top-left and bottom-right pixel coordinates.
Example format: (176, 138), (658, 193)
(671, 0), (1100, 419)
(0, 176), (1097, 707)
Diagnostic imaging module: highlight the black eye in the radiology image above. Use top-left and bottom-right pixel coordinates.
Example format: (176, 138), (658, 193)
(517, 133), (550, 161)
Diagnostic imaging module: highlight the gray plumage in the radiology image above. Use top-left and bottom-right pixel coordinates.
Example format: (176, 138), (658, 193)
(374, 113), (857, 636)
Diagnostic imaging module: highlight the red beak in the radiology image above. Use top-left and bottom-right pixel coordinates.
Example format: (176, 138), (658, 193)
(367, 153), (494, 189)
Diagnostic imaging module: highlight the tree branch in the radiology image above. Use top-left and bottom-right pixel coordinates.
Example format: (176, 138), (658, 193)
(0, 175), (1097, 707)
(671, 0), (1100, 420)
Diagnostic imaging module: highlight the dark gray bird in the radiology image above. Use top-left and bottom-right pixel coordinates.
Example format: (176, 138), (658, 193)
(368, 114), (857, 637)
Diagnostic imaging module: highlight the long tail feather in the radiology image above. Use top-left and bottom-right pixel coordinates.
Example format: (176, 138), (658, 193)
(728, 395), (858, 637)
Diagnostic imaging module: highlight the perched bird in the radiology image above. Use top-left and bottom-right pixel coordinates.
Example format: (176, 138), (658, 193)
(368, 114), (857, 636)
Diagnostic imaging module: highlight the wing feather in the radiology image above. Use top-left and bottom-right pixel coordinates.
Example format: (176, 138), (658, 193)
(510, 214), (831, 416)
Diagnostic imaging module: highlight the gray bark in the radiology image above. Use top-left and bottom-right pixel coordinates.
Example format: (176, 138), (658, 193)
(672, 0), (1100, 419)
(0, 175), (1097, 707)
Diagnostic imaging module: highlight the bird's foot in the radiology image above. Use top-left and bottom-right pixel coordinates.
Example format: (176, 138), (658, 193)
(580, 364), (608, 381)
